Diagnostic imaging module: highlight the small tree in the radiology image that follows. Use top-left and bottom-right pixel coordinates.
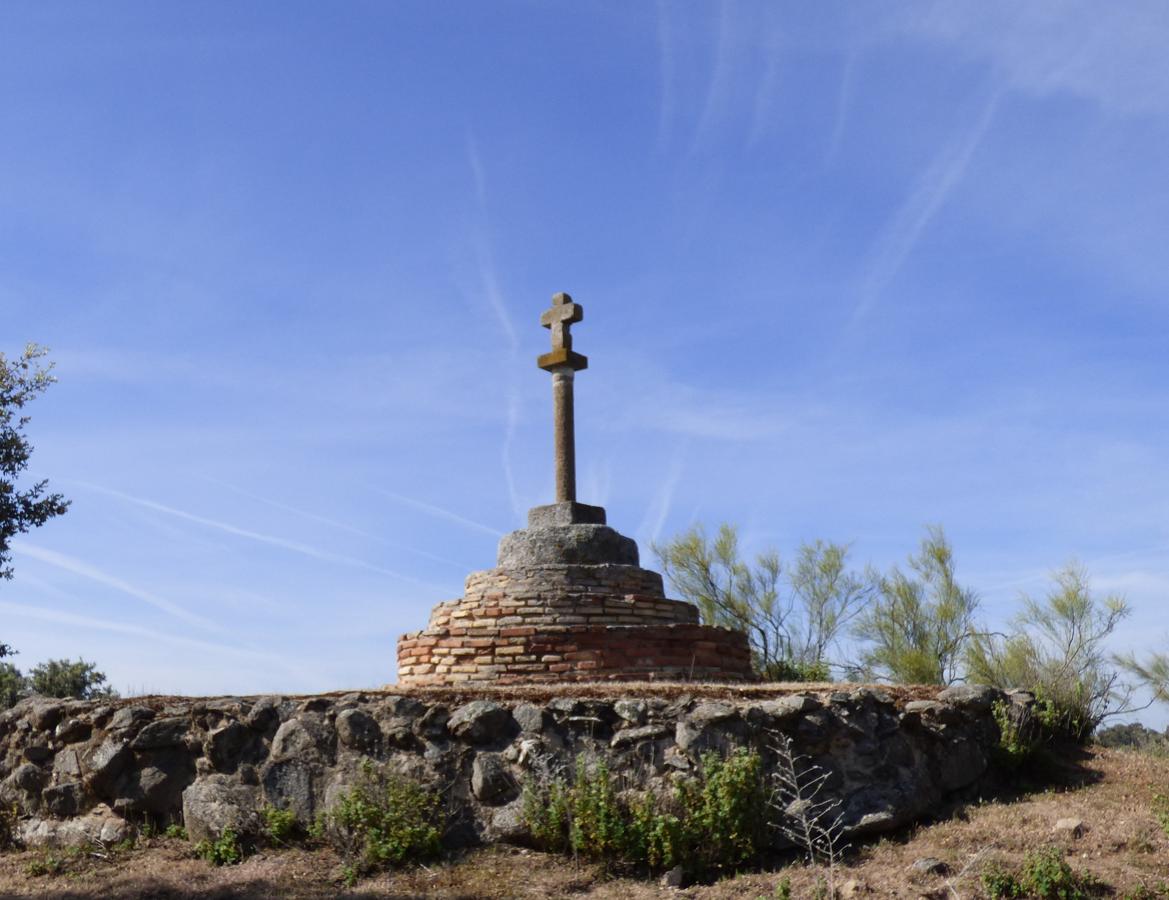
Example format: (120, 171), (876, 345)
(0, 660), (24, 709)
(1, 343), (70, 579)
(1117, 650), (1169, 707)
(853, 525), (979, 684)
(654, 524), (872, 680)
(966, 564), (1129, 741)
(26, 658), (115, 701)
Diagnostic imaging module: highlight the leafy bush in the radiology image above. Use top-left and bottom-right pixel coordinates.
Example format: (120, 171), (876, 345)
(676, 749), (768, 872)
(0, 654), (116, 711)
(164, 823), (187, 841)
(967, 565), (1128, 742)
(193, 827), (245, 866)
(982, 847), (1104, 899)
(321, 761), (443, 883)
(523, 748), (768, 877)
(992, 698), (1061, 770)
(1094, 723), (1169, 757)
(261, 804), (299, 846)
(26, 658), (116, 701)
(853, 526), (979, 685)
(655, 525), (873, 681)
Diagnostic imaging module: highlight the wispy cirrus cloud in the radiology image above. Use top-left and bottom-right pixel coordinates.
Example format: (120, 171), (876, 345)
(70, 482), (447, 592)
(850, 88), (1002, 325)
(375, 489), (505, 539)
(636, 451), (686, 546)
(463, 132), (524, 522)
(899, 2), (1169, 119)
(203, 476), (469, 570)
(13, 544), (220, 631)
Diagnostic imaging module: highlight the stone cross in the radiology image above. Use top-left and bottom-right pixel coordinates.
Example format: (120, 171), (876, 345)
(538, 292), (587, 504)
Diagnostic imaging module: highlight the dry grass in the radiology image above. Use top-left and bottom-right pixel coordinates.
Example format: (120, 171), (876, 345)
(2, 746), (1167, 898)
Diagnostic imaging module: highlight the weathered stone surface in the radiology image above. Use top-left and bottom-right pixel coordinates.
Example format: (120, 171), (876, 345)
(910, 857), (949, 875)
(447, 701), (513, 744)
(336, 709), (380, 752)
(54, 718), (91, 744)
(527, 502), (606, 527)
(42, 782), (85, 817)
(261, 758), (318, 823)
(19, 803), (131, 848)
(115, 750), (196, 816)
(614, 699), (647, 725)
(8, 762), (45, 794)
(497, 525), (639, 567)
(511, 703), (548, 734)
(131, 716), (190, 750)
(83, 738), (132, 793)
(937, 684), (1000, 712)
(29, 700), (66, 733)
(182, 776), (262, 843)
(611, 724), (671, 748)
(109, 706), (155, 732)
(205, 721), (251, 771)
(471, 753), (513, 803)
(270, 715), (333, 762)
(22, 744), (50, 763)
(0, 688), (1014, 853)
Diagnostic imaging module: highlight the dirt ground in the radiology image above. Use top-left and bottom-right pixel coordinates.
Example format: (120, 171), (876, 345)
(1, 746), (1167, 899)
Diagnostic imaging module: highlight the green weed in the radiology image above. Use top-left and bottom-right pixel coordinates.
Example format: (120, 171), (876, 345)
(322, 761), (443, 882)
(261, 804), (299, 846)
(523, 747), (768, 878)
(982, 846), (1105, 899)
(193, 826), (245, 866)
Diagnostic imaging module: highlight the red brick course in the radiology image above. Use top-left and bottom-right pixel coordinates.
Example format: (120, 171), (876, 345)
(396, 562), (754, 685)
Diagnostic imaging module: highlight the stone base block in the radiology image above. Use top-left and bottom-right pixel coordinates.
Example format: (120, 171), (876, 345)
(527, 502), (607, 527)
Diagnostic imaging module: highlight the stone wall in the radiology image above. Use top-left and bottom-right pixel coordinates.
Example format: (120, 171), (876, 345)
(0, 684), (1009, 851)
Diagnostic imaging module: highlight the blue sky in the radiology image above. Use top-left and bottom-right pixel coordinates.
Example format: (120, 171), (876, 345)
(3, 3), (1168, 723)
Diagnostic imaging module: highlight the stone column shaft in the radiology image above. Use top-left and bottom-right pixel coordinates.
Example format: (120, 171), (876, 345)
(552, 367), (575, 503)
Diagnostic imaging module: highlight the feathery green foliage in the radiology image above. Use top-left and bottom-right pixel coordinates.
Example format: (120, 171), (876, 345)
(324, 761), (443, 884)
(524, 749), (768, 877)
(853, 525), (979, 684)
(968, 565), (1129, 741)
(654, 524), (872, 680)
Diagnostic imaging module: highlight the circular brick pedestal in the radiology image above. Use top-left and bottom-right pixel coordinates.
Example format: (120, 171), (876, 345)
(396, 516), (754, 686)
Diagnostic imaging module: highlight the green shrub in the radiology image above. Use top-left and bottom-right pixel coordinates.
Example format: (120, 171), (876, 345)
(523, 747), (768, 877)
(522, 777), (570, 853)
(967, 565), (1129, 743)
(0, 801), (19, 851)
(1153, 793), (1169, 838)
(164, 823), (187, 841)
(23, 851), (65, 877)
(261, 804), (299, 846)
(193, 827), (245, 866)
(677, 748), (767, 872)
(323, 761), (443, 881)
(982, 847), (1104, 899)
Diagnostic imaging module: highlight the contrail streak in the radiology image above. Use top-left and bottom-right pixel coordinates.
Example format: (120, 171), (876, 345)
(71, 481), (448, 593)
(375, 489), (505, 538)
(13, 544), (220, 631)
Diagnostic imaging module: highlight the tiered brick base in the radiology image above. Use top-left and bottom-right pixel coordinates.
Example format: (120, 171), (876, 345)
(397, 560), (753, 685)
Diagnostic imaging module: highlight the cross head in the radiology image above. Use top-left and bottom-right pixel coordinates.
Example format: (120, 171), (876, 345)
(538, 292), (588, 371)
